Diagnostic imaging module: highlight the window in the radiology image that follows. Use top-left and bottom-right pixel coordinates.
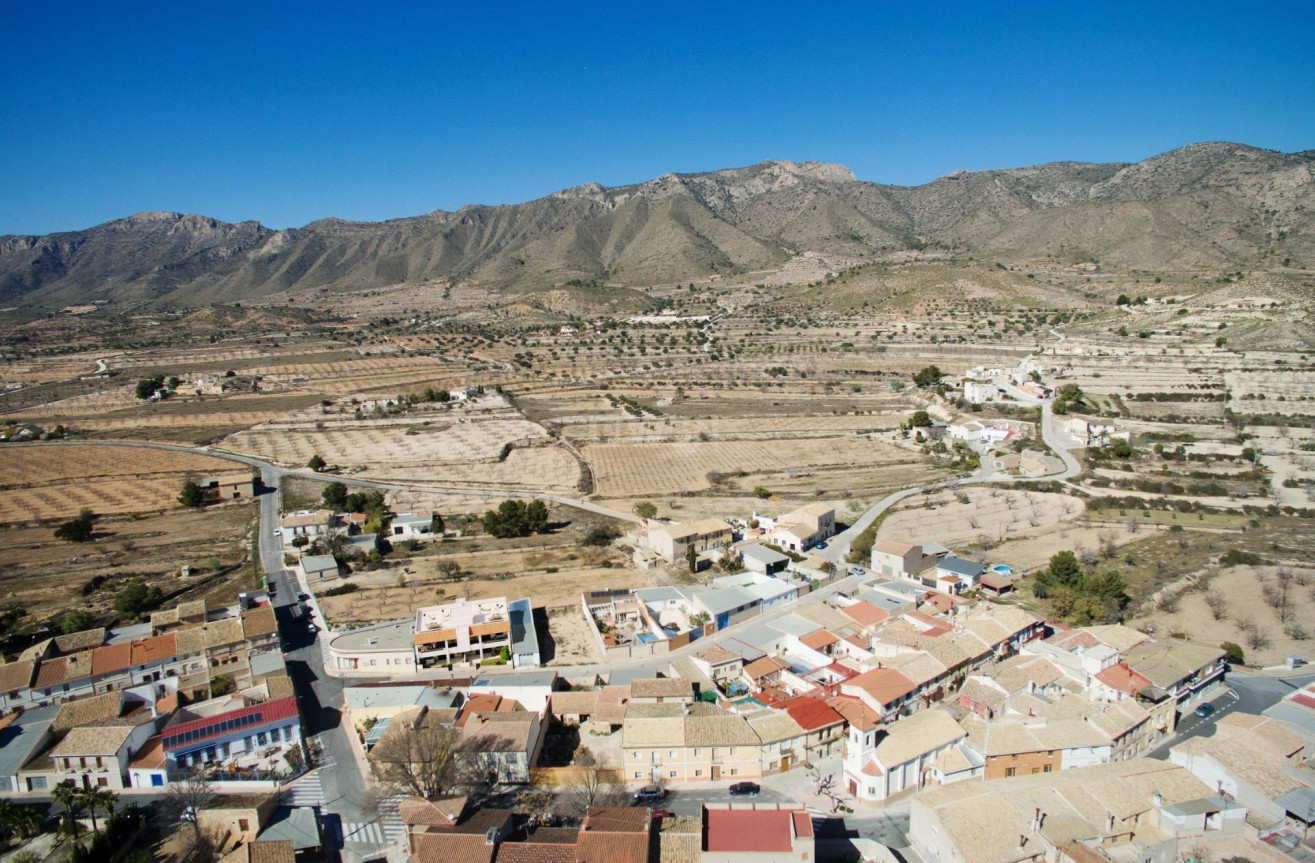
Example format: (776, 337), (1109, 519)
(150, 774), (164, 787)
(238, 819), (250, 832)
(1005, 767), (1016, 777)
(97, 777), (108, 787)
(668, 750), (676, 758)
(633, 751), (641, 760)
(695, 770), (702, 777)
(730, 769), (737, 776)
(634, 771), (643, 779)
(692, 749), (699, 757)
(669, 771), (676, 778)
(1043, 764), (1053, 773)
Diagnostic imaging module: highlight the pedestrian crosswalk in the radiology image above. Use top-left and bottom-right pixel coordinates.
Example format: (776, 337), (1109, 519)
(282, 770), (325, 808)
(342, 794), (405, 846)
(281, 770), (403, 847)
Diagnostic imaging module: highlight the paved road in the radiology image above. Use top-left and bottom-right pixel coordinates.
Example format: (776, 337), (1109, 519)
(1146, 671), (1315, 760)
(815, 387), (1079, 566)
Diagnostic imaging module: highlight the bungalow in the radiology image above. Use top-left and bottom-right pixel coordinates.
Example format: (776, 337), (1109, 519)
(300, 555), (340, 581)
(764, 504), (836, 553)
(690, 645), (744, 685)
(388, 513), (438, 541)
(703, 805), (814, 863)
(838, 667), (919, 722)
(933, 556), (984, 592)
(279, 511), (334, 545)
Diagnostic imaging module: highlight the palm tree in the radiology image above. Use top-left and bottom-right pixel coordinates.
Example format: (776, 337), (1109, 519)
(76, 787), (103, 834)
(6, 806), (39, 842)
(0, 799), (15, 846)
(91, 788), (118, 830)
(50, 781), (79, 839)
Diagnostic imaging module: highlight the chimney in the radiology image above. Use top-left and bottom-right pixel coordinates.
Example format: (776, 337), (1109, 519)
(485, 827), (500, 846)
(1018, 835), (1028, 850)
(1032, 807), (1041, 832)
(1152, 791), (1162, 808)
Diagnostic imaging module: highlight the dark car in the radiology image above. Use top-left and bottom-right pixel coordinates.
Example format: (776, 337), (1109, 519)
(297, 593), (310, 602)
(728, 781), (760, 797)
(632, 786), (667, 804)
(1193, 703), (1215, 718)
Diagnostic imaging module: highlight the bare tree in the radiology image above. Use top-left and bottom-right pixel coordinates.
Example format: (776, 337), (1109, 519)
(369, 709), (466, 798)
(1203, 591), (1228, 621)
(1155, 592), (1179, 613)
(1284, 621), (1309, 641)
(1246, 629), (1270, 651)
(164, 772), (217, 862)
(558, 750), (628, 818)
(1235, 617), (1256, 635)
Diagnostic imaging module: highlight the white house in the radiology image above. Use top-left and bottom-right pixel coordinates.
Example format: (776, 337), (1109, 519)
(842, 706), (975, 801)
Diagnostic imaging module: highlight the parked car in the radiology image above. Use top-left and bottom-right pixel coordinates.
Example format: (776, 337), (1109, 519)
(728, 782), (760, 797)
(815, 541), (827, 550)
(1193, 703), (1215, 718)
(297, 593), (310, 602)
(632, 786), (667, 804)
(306, 622), (319, 634)
(848, 567), (865, 577)
(651, 809), (672, 819)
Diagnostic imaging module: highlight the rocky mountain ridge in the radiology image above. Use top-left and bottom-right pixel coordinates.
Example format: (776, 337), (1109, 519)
(2, 142), (1311, 309)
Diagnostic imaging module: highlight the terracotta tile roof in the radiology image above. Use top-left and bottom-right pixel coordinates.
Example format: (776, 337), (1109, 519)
(242, 606), (278, 640)
(495, 843), (579, 863)
(800, 630), (839, 651)
(203, 618), (246, 649)
(827, 695), (880, 731)
(873, 540), (916, 555)
(843, 666), (918, 707)
(17, 639), (54, 662)
(129, 734), (165, 769)
(871, 708), (966, 768)
(577, 806), (651, 863)
(957, 679), (1007, 714)
(54, 628), (106, 654)
(52, 691), (123, 733)
(684, 713), (759, 747)
(693, 645), (740, 665)
(131, 633), (178, 666)
(705, 807), (799, 852)
(1094, 662), (1153, 696)
(413, 832), (497, 863)
(0, 659), (36, 693)
(630, 678), (693, 699)
(549, 690), (598, 716)
(91, 642), (132, 676)
(780, 696), (845, 732)
(174, 625), (208, 655)
(840, 601), (889, 627)
(398, 794), (465, 827)
(743, 656), (787, 680)
(595, 686), (630, 724)
(33, 657), (71, 688)
(51, 724), (135, 757)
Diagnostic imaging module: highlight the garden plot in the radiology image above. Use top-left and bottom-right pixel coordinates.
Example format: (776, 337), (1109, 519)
(0, 445), (243, 522)
(582, 436), (920, 497)
(1224, 369), (1315, 407)
(1130, 565), (1315, 668)
(4, 386), (140, 420)
(363, 445), (580, 493)
(877, 488), (1085, 549)
(222, 417), (549, 469)
(562, 413), (902, 445)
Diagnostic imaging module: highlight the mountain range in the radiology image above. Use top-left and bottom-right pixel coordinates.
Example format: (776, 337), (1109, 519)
(1, 141), (1311, 309)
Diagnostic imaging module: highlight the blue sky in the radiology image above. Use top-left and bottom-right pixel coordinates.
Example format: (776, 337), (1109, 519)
(2, 1), (1312, 235)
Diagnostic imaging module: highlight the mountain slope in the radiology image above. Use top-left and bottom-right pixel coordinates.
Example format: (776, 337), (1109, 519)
(1, 143), (1311, 309)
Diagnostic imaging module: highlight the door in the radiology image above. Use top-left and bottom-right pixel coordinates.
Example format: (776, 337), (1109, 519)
(711, 765), (721, 781)
(780, 754), (791, 772)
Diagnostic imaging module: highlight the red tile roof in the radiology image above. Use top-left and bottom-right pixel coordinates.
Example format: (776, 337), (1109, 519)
(1094, 663), (1153, 696)
(705, 808), (795, 852)
(1291, 692), (1315, 711)
(780, 696), (845, 732)
(827, 695), (881, 731)
(412, 832), (495, 863)
(131, 633), (177, 666)
(457, 693), (514, 725)
(495, 843), (578, 863)
(792, 811), (813, 838)
(840, 601), (889, 627)
(800, 630), (839, 650)
(843, 666), (918, 707)
(162, 696), (299, 751)
(91, 642), (132, 676)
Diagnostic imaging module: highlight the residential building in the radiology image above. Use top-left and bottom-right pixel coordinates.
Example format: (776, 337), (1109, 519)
(279, 510), (334, 544)
(414, 597), (514, 669)
(740, 544), (791, 575)
(933, 556), (985, 592)
(622, 704), (762, 784)
(468, 671), (559, 713)
(779, 696), (846, 759)
(458, 710), (546, 784)
(199, 473), (256, 500)
(631, 677), (695, 705)
(764, 504), (835, 553)
(299, 555), (340, 581)
(49, 719), (157, 790)
(1170, 713), (1309, 828)
(1123, 638), (1227, 711)
(837, 666), (920, 721)
(871, 540), (937, 580)
(910, 760), (1247, 863)
(703, 804), (815, 863)
(647, 519), (733, 563)
(156, 692), (302, 776)
(690, 645), (745, 685)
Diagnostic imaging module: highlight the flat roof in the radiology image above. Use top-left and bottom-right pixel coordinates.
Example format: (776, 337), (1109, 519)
(327, 619), (416, 653)
(473, 670), (557, 688)
(741, 544), (790, 565)
(508, 598), (539, 657)
(300, 555), (338, 573)
(257, 806), (321, 851)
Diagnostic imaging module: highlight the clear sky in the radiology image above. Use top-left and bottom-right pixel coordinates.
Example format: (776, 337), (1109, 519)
(2, 1), (1312, 235)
